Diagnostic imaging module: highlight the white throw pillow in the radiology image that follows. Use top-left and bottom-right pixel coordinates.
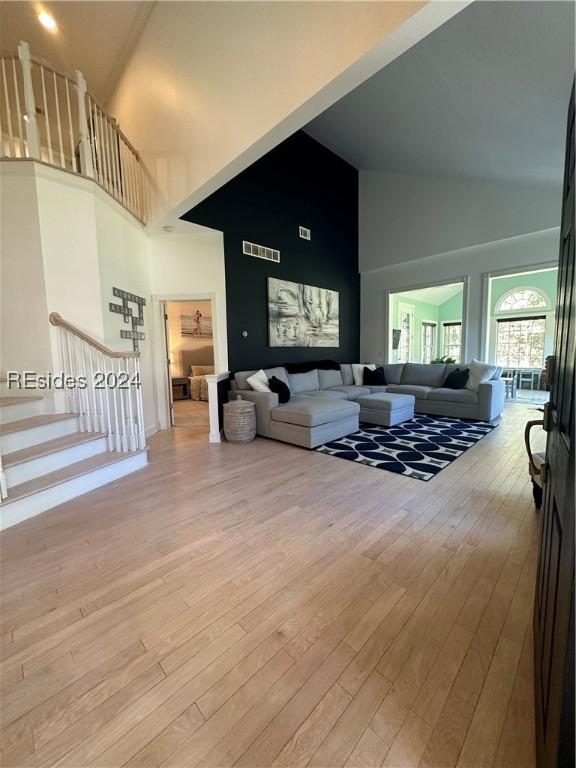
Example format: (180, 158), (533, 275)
(466, 359), (498, 392)
(246, 369), (271, 392)
(352, 363), (376, 386)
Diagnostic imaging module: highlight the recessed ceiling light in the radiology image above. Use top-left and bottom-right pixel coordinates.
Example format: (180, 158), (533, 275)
(38, 11), (57, 30)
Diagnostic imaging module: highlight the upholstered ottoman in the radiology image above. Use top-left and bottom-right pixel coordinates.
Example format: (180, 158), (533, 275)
(355, 392), (415, 427)
(269, 397), (359, 449)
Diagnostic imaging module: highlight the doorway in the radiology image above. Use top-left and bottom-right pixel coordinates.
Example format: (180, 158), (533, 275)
(388, 281), (465, 364)
(163, 299), (214, 431)
(485, 267), (558, 405)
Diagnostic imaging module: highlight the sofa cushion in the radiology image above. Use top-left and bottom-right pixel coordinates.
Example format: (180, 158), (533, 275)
(327, 385), (372, 400)
(401, 363), (446, 387)
(466, 360), (498, 392)
(355, 392), (415, 412)
(234, 370), (257, 390)
(299, 389), (348, 400)
(428, 388), (479, 404)
(491, 366), (503, 380)
(382, 364), (404, 385)
(386, 384), (433, 399)
(367, 385), (389, 394)
(318, 369), (343, 389)
(289, 370), (320, 393)
(340, 364), (354, 386)
(264, 366), (290, 387)
(271, 397), (359, 428)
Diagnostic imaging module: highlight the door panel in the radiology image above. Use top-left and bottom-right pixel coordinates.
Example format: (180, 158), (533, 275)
(533, 80), (575, 768)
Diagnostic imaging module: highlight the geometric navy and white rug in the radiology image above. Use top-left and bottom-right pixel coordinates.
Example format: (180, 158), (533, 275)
(315, 414), (497, 482)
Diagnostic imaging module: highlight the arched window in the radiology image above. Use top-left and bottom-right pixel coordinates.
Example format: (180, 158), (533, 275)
(496, 288), (548, 313)
(495, 287), (549, 369)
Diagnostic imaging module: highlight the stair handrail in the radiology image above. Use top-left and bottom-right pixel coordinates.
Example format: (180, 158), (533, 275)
(49, 313), (139, 358)
(50, 312), (146, 453)
(1, 42), (154, 224)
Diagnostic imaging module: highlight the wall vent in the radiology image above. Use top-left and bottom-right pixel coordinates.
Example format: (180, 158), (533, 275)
(242, 240), (280, 263)
(299, 226), (311, 240)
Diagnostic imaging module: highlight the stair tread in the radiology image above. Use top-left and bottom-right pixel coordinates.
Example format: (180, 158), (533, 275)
(3, 432), (107, 468)
(0, 396), (44, 407)
(1, 449), (147, 503)
(0, 413), (78, 435)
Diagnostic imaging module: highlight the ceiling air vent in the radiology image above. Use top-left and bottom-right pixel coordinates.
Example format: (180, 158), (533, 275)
(242, 240), (280, 263)
(299, 226), (311, 240)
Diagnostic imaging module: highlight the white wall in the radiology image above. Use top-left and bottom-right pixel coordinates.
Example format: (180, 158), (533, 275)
(0, 161), (227, 436)
(360, 171), (562, 271)
(34, 166), (107, 382)
(0, 163), (52, 375)
(359, 170), (562, 365)
(148, 228), (228, 373)
(361, 228), (560, 365)
(109, 1), (430, 221)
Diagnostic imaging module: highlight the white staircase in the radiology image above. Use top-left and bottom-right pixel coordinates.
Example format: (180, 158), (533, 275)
(0, 396), (147, 530)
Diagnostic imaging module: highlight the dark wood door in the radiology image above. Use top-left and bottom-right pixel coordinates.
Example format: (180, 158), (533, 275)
(533, 80), (575, 768)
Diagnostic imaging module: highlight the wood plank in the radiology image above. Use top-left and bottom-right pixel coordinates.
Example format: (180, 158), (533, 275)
(0, 404), (537, 768)
(308, 672), (390, 767)
(273, 684), (352, 768)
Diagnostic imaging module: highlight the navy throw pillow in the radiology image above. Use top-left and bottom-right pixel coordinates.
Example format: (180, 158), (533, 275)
(363, 366), (387, 386)
(443, 368), (469, 389)
(268, 375), (290, 403)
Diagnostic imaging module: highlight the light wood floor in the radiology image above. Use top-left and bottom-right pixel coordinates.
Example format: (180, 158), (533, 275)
(0, 404), (544, 768)
(173, 400), (210, 431)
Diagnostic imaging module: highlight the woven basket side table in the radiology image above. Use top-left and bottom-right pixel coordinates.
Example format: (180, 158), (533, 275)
(223, 397), (256, 443)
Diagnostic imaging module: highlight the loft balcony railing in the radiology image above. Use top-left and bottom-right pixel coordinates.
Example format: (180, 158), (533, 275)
(0, 42), (154, 224)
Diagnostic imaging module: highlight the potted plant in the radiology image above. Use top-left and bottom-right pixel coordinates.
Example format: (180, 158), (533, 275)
(430, 355), (456, 364)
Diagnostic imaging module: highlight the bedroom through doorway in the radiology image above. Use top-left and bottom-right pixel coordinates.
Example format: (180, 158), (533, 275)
(163, 299), (214, 431)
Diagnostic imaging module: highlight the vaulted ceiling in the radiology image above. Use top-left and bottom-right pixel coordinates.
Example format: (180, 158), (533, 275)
(306, 1), (574, 186)
(0, 1), (154, 104)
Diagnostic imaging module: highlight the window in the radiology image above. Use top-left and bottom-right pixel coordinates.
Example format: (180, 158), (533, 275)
(497, 288), (547, 312)
(494, 287), (549, 369)
(496, 316), (546, 368)
(421, 322), (436, 364)
(397, 304), (413, 363)
(443, 322), (461, 362)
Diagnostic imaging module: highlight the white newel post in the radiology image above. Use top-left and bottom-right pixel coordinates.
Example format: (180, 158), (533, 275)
(17, 41), (39, 159)
(75, 70), (94, 178)
(206, 372), (230, 444)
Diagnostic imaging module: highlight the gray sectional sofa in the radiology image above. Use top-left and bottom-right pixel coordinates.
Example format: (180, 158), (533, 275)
(229, 362), (504, 449)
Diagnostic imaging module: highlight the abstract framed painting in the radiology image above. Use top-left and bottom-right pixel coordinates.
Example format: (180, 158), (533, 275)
(268, 277), (339, 348)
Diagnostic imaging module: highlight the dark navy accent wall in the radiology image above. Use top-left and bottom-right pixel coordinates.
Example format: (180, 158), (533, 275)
(182, 132), (359, 372)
